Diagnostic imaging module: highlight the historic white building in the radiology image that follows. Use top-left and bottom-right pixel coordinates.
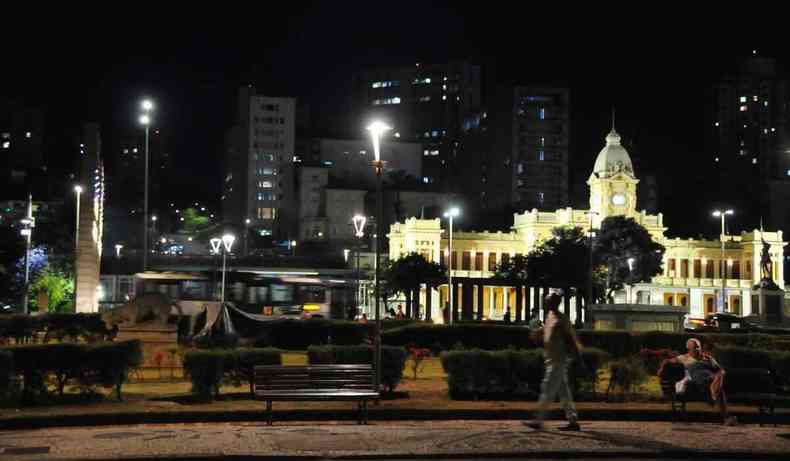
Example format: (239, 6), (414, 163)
(388, 126), (786, 323)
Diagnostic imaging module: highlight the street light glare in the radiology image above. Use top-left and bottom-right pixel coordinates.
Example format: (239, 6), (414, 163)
(366, 121), (391, 162)
(443, 207), (460, 218)
(74, 185), (83, 194)
(221, 234), (236, 252)
(141, 100), (154, 111)
(139, 114), (151, 125)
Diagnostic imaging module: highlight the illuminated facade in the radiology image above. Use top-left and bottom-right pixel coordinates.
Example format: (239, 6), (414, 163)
(389, 126), (786, 323)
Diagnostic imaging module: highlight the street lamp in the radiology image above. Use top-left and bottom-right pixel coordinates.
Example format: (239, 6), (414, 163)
(20, 194), (34, 314)
(352, 214), (367, 318)
(244, 218), (251, 256)
(712, 209), (734, 312)
(443, 207), (460, 324)
(627, 257), (635, 304)
(344, 249), (351, 263)
(74, 185), (83, 255)
(290, 240), (297, 256)
(367, 120), (390, 392)
(115, 244), (123, 259)
(211, 234), (235, 304)
(139, 99), (154, 272)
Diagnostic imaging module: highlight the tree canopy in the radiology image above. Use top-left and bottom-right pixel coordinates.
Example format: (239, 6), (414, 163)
(594, 216), (666, 301)
(383, 252), (445, 318)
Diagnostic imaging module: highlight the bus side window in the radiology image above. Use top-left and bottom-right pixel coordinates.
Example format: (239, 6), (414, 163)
(271, 284), (293, 303)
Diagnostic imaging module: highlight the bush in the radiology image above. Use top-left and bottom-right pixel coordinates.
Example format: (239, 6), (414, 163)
(0, 313), (112, 344)
(383, 324), (538, 351)
(253, 319), (371, 349)
(714, 346), (773, 370)
(607, 357), (649, 399)
(440, 348), (608, 400)
(0, 350), (12, 399)
(183, 348), (283, 401)
(307, 345), (407, 393)
(639, 348), (679, 375)
(0, 340), (142, 404)
(571, 348), (611, 396)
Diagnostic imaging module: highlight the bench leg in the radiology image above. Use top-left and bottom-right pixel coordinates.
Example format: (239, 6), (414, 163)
(266, 401), (273, 426)
(363, 400), (369, 425)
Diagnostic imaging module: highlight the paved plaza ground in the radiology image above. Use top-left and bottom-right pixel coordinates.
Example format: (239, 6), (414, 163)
(1, 420), (790, 460)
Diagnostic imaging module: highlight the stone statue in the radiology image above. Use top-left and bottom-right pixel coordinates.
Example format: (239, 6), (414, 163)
(760, 237), (773, 282)
(101, 292), (183, 329)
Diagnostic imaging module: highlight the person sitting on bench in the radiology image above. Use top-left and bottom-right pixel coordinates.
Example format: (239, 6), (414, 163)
(657, 338), (736, 426)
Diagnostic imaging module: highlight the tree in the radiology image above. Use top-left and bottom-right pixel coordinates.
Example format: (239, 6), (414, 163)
(180, 208), (211, 233)
(594, 216), (666, 303)
(383, 253), (445, 319)
(29, 265), (75, 313)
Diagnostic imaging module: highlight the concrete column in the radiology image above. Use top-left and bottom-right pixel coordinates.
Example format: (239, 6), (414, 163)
(489, 287), (495, 318)
(477, 282), (484, 321)
(515, 285), (523, 323)
(425, 284), (432, 322)
(462, 282), (474, 320)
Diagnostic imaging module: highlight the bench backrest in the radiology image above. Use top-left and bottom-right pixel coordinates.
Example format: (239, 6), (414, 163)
(254, 364), (375, 394)
(659, 362), (776, 395)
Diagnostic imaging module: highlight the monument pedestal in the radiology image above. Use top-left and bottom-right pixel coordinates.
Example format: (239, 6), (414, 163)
(116, 324), (179, 370)
(752, 280), (786, 325)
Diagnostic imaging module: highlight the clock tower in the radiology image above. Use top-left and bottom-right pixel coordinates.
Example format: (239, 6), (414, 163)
(587, 125), (638, 225)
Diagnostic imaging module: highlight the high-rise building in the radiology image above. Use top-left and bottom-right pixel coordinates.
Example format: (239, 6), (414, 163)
(351, 61), (481, 188)
(0, 98), (46, 199)
(224, 87), (298, 238)
(706, 53), (790, 229)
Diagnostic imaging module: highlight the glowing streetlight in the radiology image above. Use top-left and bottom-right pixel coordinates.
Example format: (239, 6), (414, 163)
(211, 234), (236, 304)
(115, 244), (123, 259)
(712, 209), (734, 312)
(352, 214), (367, 318)
(344, 249), (351, 263)
(139, 98), (154, 272)
(141, 100), (154, 111)
(74, 185), (83, 254)
(443, 207), (460, 324)
(139, 114), (150, 126)
(366, 121), (391, 392)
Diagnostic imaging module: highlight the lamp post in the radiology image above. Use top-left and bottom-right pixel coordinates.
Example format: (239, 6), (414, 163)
(353, 214), (367, 317)
(139, 99), (154, 272)
(585, 210), (599, 321)
(290, 240), (297, 257)
(151, 216), (157, 252)
(211, 234), (235, 305)
(20, 193), (34, 314)
(627, 257), (635, 304)
(74, 185), (83, 254)
(443, 207), (460, 324)
(712, 209), (734, 312)
(367, 121), (390, 392)
(244, 218), (251, 256)
(115, 244), (123, 259)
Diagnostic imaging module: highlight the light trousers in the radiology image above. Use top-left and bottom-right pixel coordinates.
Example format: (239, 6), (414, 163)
(535, 357), (578, 423)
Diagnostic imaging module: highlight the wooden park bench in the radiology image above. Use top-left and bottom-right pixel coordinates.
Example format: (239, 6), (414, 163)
(254, 364), (379, 425)
(659, 363), (782, 425)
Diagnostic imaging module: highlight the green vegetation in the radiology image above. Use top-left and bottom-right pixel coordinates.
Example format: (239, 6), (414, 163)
(308, 345), (408, 393)
(182, 348), (282, 401)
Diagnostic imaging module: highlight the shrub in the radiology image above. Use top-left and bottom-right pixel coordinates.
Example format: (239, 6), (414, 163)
(0, 313), (112, 344)
(0, 340), (141, 404)
(307, 345), (407, 393)
(714, 346), (773, 370)
(607, 357), (649, 399)
(440, 348), (607, 400)
(577, 331), (635, 358)
(407, 345), (432, 379)
(183, 348), (283, 400)
(253, 319), (371, 349)
(383, 324), (538, 351)
(183, 350), (225, 401)
(639, 348), (679, 375)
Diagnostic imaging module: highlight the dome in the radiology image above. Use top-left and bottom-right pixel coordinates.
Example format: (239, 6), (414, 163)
(592, 128), (634, 178)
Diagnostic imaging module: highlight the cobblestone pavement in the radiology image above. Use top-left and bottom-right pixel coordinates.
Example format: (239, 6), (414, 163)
(1, 420), (789, 460)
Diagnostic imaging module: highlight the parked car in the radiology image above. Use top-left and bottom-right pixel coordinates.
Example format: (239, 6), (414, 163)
(685, 313), (757, 333)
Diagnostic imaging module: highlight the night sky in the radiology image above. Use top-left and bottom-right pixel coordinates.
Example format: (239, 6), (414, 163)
(1, 4), (786, 238)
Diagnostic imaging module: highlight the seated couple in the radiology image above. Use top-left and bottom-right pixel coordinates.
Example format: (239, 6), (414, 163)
(657, 338), (737, 426)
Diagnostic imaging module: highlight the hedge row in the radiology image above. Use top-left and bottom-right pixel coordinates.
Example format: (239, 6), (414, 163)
(307, 345), (408, 393)
(0, 313), (112, 344)
(183, 348), (282, 400)
(250, 319), (373, 350)
(440, 348), (610, 400)
(0, 340), (142, 403)
(382, 324), (790, 357)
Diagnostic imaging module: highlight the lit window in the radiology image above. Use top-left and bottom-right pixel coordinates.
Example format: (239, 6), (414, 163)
(539, 150), (545, 161)
(422, 177), (430, 184)
(517, 163), (524, 174)
(431, 130), (440, 137)
(764, 101), (768, 107)
(540, 136), (545, 146)
(123, 148), (129, 154)
(133, 148), (138, 153)
(442, 84), (447, 90)
(753, 95), (758, 101)
(258, 207), (276, 219)
(424, 132), (430, 138)
(786, 169), (790, 176)
(714, 157), (719, 162)
(323, 160), (334, 166)
(262, 168), (274, 175)
(740, 105), (747, 112)
(429, 150), (439, 156)
(714, 122), (720, 127)
(394, 132), (400, 138)
(25, 132), (31, 138)
(262, 181), (273, 188)
(739, 96), (747, 103)
(442, 95), (447, 101)
(359, 150), (367, 155)
(1, 141), (9, 149)
(538, 192), (545, 204)
(752, 158), (758, 164)
(771, 128), (776, 132)
(419, 96), (431, 102)
(538, 108), (545, 120)
(423, 149), (429, 156)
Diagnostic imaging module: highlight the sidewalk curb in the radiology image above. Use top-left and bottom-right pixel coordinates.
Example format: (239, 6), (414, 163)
(2, 407), (788, 431)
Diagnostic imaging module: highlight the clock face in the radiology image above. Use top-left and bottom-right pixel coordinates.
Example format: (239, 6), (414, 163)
(611, 193), (626, 206)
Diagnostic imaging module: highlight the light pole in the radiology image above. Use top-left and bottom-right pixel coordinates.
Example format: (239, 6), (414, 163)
(367, 120), (390, 392)
(627, 257), (635, 304)
(211, 234), (235, 305)
(139, 99), (154, 272)
(443, 207), (460, 324)
(74, 185), (83, 254)
(20, 193), (34, 314)
(290, 240), (297, 257)
(712, 209), (734, 312)
(115, 244), (124, 259)
(353, 214), (367, 317)
(585, 211), (599, 313)
(244, 218), (251, 256)
(151, 216), (157, 252)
